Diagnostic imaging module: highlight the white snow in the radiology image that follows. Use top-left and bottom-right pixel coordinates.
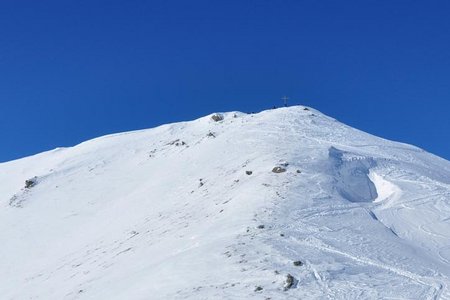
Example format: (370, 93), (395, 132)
(1, 106), (450, 299)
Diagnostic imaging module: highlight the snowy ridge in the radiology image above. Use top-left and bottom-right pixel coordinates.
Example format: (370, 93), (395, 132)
(1, 106), (450, 299)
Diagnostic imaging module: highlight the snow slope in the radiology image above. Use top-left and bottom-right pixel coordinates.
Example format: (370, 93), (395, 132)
(1, 106), (450, 299)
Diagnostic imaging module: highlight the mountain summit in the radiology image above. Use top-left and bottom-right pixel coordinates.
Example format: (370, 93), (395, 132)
(1, 106), (450, 299)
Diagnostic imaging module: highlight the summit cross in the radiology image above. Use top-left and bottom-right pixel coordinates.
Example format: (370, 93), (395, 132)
(282, 96), (289, 107)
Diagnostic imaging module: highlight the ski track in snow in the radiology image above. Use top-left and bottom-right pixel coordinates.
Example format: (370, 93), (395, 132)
(293, 237), (445, 300)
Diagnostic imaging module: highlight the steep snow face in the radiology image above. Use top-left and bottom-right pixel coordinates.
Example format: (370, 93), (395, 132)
(1, 106), (450, 299)
(328, 147), (378, 203)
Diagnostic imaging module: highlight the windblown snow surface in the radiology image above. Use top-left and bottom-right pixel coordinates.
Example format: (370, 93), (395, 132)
(1, 106), (450, 300)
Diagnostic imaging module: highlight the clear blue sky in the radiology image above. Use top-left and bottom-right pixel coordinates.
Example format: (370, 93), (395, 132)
(1, 0), (449, 162)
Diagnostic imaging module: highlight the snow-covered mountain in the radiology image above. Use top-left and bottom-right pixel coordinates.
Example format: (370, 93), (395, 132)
(1, 106), (450, 300)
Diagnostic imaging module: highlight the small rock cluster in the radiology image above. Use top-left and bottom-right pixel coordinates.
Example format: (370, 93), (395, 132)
(284, 274), (295, 290)
(272, 167), (286, 173)
(25, 177), (37, 189)
(167, 139), (186, 147)
(211, 113), (224, 122)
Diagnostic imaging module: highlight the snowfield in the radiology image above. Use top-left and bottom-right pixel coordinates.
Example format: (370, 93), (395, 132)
(1, 106), (450, 299)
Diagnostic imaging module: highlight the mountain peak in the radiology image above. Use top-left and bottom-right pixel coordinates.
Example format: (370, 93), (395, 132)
(1, 106), (450, 299)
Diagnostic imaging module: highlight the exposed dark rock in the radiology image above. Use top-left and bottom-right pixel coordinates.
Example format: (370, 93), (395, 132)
(254, 286), (263, 292)
(257, 225), (265, 229)
(25, 178), (37, 189)
(293, 260), (303, 266)
(211, 113), (224, 122)
(272, 167), (286, 173)
(284, 274), (295, 290)
(207, 131), (216, 138)
(246, 171), (253, 175)
(167, 139), (186, 146)
(296, 169), (301, 173)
